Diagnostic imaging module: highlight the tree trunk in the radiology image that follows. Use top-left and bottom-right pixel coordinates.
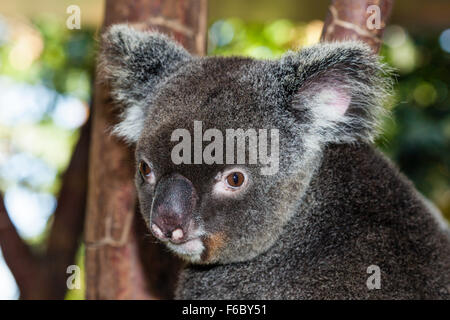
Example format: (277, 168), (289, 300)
(85, 0), (208, 300)
(321, 0), (393, 53)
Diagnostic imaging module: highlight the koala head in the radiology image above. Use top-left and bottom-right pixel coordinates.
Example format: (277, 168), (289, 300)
(99, 24), (391, 264)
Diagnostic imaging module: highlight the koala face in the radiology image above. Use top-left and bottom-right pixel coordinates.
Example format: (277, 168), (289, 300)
(100, 25), (390, 264)
(133, 57), (320, 264)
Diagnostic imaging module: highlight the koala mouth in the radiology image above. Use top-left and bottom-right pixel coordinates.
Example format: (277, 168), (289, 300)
(165, 237), (204, 261)
(149, 216), (206, 262)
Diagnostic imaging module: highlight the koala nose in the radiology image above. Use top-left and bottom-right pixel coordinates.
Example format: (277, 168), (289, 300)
(150, 173), (197, 243)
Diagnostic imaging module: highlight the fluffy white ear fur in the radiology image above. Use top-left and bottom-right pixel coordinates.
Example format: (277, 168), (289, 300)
(114, 102), (147, 144)
(292, 79), (356, 144)
(313, 86), (351, 120)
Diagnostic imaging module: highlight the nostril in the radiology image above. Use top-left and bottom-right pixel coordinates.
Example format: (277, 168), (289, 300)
(171, 228), (184, 241)
(151, 224), (165, 239)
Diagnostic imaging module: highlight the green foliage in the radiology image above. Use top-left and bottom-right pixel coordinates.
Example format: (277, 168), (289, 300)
(208, 18), (323, 58)
(377, 31), (450, 217)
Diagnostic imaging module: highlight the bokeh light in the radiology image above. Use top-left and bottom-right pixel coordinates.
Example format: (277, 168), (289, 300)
(0, 249), (19, 300)
(0, 153), (56, 189)
(439, 28), (450, 53)
(208, 20), (234, 50)
(4, 186), (56, 238)
(384, 25), (418, 74)
(413, 82), (438, 107)
(52, 96), (89, 129)
(0, 77), (54, 126)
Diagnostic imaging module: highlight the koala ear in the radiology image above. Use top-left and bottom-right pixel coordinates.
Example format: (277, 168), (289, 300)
(98, 24), (192, 144)
(281, 41), (392, 144)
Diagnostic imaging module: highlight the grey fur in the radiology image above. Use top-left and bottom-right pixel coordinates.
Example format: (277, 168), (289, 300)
(99, 25), (450, 299)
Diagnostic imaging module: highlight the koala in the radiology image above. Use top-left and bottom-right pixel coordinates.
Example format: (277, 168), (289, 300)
(99, 24), (450, 299)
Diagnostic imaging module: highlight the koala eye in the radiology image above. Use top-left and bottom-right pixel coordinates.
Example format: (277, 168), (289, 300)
(213, 169), (249, 197)
(226, 172), (245, 188)
(139, 161), (152, 178)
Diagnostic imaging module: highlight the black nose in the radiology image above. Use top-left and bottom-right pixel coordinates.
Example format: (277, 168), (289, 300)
(151, 173), (197, 242)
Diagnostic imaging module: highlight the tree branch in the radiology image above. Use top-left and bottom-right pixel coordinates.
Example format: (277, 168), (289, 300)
(321, 0), (394, 53)
(43, 119), (91, 298)
(0, 119), (91, 299)
(0, 194), (39, 298)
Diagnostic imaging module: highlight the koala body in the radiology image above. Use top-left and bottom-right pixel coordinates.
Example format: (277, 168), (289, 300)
(100, 25), (450, 299)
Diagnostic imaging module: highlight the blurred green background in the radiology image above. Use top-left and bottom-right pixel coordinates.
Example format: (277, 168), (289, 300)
(0, 0), (449, 300)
